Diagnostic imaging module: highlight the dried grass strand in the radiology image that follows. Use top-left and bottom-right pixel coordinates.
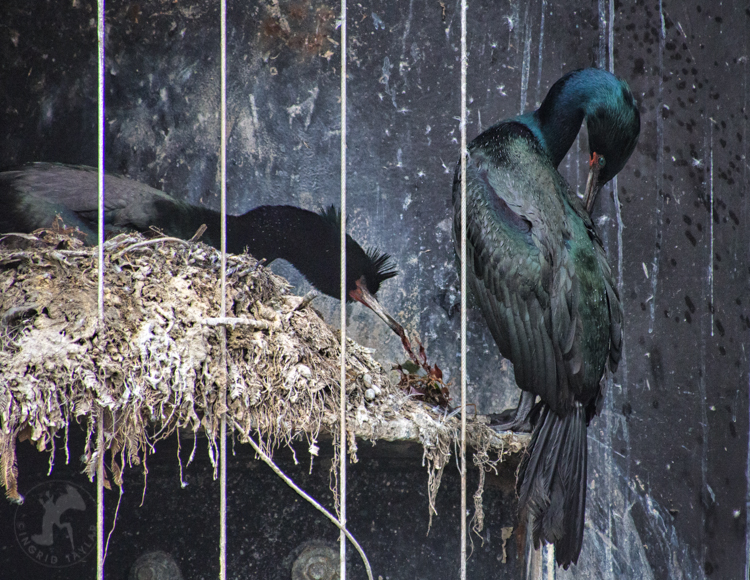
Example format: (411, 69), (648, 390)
(112, 237), (190, 260)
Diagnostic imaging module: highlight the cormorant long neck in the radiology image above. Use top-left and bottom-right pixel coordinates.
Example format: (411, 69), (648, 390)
(152, 204), (349, 296)
(226, 206), (392, 300)
(127, 198), (291, 258)
(160, 207), (284, 258)
(127, 198), (397, 301)
(147, 200), (226, 248)
(517, 69), (624, 168)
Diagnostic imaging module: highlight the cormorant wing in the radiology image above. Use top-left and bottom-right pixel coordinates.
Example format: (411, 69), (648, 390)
(453, 132), (619, 414)
(3, 163), (185, 232)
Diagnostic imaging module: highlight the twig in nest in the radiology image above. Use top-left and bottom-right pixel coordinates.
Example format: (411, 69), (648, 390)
(361, 303), (450, 407)
(294, 290), (319, 311)
(0, 233), (43, 244)
(112, 237), (190, 260)
(393, 333), (450, 407)
(31, 215), (88, 242)
(204, 317), (271, 330)
(394, 364), (451, 408)
(446, 403), (476, 420)
(55, 250), (94, 257)
(231, 420), (374, 580)
(189, 224), (207, 243)
(380, 315), (448, 406)
(1, 303), (40, 327)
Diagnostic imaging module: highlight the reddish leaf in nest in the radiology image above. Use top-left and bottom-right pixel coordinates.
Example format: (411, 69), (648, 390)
(393, 332), (450, 408)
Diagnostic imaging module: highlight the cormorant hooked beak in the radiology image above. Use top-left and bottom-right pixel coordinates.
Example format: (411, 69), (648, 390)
(349, 276), (413, 351)
(583, 152), (605, 213)
(349, 276), (402, 333)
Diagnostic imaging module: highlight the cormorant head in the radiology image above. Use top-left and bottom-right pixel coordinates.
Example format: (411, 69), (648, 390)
(584, 76), (641, 187)
(358, 247), (398, 296)
(346, 251), (401, 340)
(531, 69), (640, 181)
(316, 204), (403, 335)
(318, 204), (397, 298)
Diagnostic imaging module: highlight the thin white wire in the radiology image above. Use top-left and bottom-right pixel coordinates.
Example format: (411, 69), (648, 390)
(219, 0), (227, 334)
(234, 424), (374, 579)
(96, 0), (106, 578)
(219, 0), (228, 578)
(459, 0), (468, 578)
(96, 409), (105, 579)
(339, 1), (348, 578)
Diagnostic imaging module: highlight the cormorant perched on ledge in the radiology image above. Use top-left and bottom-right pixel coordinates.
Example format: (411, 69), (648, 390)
(453, 68), (639, 567)
(0, 162), (399, 328)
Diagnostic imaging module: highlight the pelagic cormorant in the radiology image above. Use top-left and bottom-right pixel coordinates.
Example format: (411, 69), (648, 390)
(453, 68), (640, 567)
(0, 163), (398, 326)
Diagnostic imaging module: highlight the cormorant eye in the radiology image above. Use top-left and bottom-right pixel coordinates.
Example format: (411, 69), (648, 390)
(597, 155), (606, 168)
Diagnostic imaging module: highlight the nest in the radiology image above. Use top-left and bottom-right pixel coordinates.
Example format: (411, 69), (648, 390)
(0, 228), (526, 531)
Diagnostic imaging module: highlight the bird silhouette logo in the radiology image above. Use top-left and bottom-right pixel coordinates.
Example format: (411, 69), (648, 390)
(30, 485), (86, 549)
(14, 480), (95, 568)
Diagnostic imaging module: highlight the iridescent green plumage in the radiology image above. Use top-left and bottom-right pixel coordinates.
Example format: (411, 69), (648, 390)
(453, 68), (639, 568)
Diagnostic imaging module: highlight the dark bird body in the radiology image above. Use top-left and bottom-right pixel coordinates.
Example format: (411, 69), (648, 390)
(453, 69), (639, 567)
(0, 163), (396, 302)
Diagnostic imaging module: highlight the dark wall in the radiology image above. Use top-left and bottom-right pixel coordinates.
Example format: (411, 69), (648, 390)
(1, 1), (748, 579)
(1, 428), (524, 580)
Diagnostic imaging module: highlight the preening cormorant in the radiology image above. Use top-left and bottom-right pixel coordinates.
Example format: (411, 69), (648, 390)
(453, 68), (640, 567)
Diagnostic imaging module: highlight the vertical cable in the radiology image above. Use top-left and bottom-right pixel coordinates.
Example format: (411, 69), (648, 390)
(605, 6), (619, 579)
(219, 0), (227, 328)
(97, 15), (105, 321)
(219, 0), (229, 578)
(459, 0), (468, 579)
(96, 1), (106, 579)
(338, 1), (348, 578)
(96, 409), (104, 579)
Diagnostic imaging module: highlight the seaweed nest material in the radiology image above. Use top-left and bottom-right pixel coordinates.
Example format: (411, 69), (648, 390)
(0, 229), (526, 528)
